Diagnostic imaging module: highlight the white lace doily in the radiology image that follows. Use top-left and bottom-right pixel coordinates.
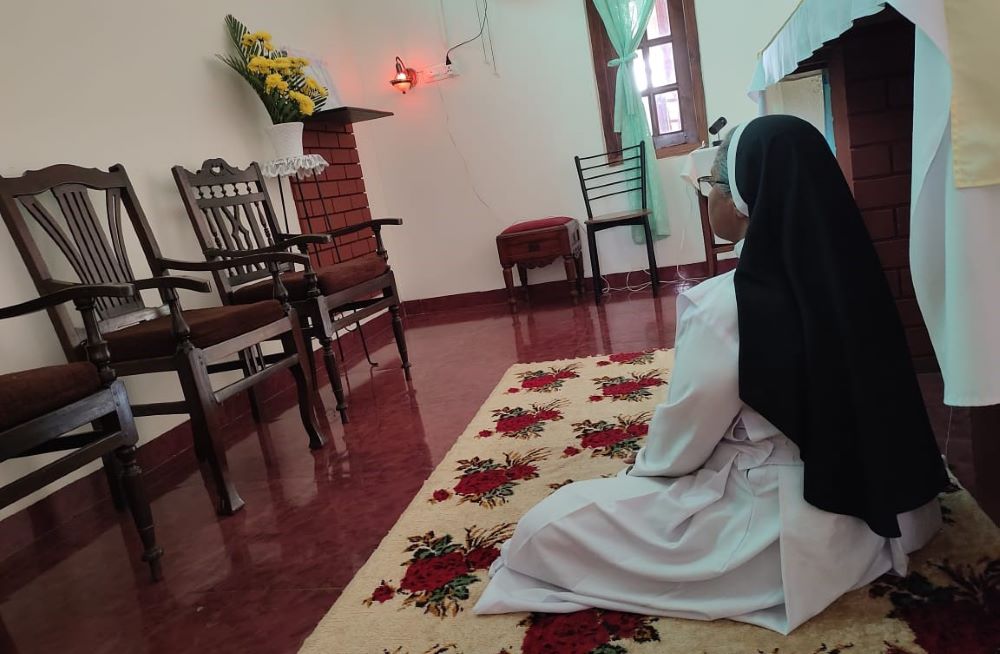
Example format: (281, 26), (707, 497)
(260, 154), (329, 179)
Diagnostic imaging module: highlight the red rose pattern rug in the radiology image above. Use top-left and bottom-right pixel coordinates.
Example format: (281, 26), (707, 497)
(298, 351), (1000, 654)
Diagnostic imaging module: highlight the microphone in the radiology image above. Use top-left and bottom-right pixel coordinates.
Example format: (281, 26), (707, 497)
(709, 117), (727, 146)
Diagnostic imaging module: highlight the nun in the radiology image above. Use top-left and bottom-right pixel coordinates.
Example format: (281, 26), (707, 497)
(473, 115), (949, 634)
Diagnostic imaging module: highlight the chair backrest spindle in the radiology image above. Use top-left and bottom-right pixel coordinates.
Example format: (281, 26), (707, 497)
(573, 142), (648, 219)
(172, 159), (288, 299)
(0, 164), (171, 359)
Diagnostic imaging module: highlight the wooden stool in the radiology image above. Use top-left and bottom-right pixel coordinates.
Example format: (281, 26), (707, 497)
(496, 217), (583, 312)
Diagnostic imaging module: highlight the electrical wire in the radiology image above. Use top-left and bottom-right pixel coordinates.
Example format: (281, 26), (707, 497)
(445, 0), (489, 64)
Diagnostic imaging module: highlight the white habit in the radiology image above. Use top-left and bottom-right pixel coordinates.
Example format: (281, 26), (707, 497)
(474, 265), (942, 634)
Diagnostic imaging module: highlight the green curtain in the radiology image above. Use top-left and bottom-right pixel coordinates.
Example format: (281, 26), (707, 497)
(593, 0), (670, 240)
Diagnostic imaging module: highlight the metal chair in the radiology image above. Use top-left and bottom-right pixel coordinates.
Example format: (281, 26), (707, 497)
(574, 141), (659, 305)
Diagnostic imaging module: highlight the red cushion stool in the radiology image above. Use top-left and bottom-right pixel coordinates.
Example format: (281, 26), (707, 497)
(496, 216), (583, 312)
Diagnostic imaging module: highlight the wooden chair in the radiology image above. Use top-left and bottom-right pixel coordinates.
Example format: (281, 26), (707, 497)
(0, 164), (327, 516)
(0, 283), (162, 580)
(574, 141), (660, 305)
(172, 158), (411, 424)
(695, 175), (736, 277)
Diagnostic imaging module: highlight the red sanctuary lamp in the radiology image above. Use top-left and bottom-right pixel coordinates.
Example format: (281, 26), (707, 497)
(390, 56), (418, 94)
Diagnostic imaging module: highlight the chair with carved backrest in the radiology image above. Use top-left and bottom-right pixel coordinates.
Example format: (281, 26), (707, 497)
(0, 282), (163, 580)
(0, 163), (328, 516)
(172, 158), (411, 424)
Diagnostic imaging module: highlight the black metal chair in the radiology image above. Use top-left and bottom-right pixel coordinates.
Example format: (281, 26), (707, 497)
(574, 141), (659, 305)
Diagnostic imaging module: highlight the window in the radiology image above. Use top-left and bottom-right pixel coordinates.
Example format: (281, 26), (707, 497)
(585, 0), (708, 158)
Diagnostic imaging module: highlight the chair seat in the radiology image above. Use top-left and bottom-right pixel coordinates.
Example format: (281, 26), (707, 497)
(231, 254), (390, 305)
(0, 362), (102, 431)
(105, 301), (286, 361)
(500, 216), (574, 235)
(586, 209), (652, 225)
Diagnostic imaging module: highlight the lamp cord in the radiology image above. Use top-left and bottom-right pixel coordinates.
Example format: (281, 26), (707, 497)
(445, 0), (488, 64)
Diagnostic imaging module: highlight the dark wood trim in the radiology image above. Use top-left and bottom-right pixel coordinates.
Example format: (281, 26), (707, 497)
(585, 0), (708, 160)
(304, 106), (393, 125)
(826, 48), (854, 188)
(585, 0), (623, 157)
(401, 259), (734, 316)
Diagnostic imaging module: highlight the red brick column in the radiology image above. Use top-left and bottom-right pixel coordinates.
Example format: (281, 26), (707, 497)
(290, 119), (375, 267)
(839, 19), (935, 371)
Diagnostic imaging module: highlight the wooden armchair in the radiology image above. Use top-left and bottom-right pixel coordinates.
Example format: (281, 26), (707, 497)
(0, 164), (328, 516)
(0, 283), (162, 580)
(172, 158), (411, 424)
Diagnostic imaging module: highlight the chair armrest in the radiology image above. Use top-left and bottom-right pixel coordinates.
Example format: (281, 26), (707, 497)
(274, 233), (333, 246)
(132, 275), (212, 294)
(158, 253), (311, 272)
(321, 219), (403, 240)
(204, 234), (331, 259)
(0, 283), (135, 320)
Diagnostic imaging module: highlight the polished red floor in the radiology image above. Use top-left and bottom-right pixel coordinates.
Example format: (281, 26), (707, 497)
(0, 285), (971, 653)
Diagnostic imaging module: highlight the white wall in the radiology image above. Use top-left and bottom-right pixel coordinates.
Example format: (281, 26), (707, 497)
(342, 0), (799, 301)
(0, 0), (798, 518)
(0, 0), (361, 518)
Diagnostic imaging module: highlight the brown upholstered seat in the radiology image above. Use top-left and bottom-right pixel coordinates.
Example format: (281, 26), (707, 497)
(231, 254), (389, 305)
(0, 362), (102, 431)
(105, 301), (286, 361)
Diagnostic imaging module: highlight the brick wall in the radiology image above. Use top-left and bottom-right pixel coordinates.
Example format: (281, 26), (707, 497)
(290, 118), (375, 268)
(837, 17), (935, 371)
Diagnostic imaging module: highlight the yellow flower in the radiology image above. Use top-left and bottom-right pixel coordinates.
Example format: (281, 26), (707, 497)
(288, 91), (315, 116)
(270, 57), (293, 71)
(247, 56), (273, 74)
(241, 30), (274, 49)
(261, 40), (275, 52)
(265, 73), (289, 93)
(303, 76), (328, 97)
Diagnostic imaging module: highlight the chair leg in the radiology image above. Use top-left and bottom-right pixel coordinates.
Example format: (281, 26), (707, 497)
(389, 303), (412, 380)
(563, 255), (579, 304)
(238, 348), (264, 423)
(587, 228), (602, 306)
(282, 316), (327, 450)
(517, 265), (529, 302)
(115, 444), (164, 581)
(176, 350), (245, 515)
(320, 334), (349, 424)
(502, 265), (517, 313)
(643, 219), (660, 296)
(575, 253), (585, 294)
(101, 452), (127, 511)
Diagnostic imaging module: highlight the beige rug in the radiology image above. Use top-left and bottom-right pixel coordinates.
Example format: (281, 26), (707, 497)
(300, 351), (1000, 654)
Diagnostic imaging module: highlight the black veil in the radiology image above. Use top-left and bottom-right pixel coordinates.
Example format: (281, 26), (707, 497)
(732, 115), (947, 537)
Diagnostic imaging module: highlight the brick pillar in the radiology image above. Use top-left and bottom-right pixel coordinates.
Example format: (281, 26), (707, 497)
(290, 119), (375, 268)
(837, 18), (935, 371)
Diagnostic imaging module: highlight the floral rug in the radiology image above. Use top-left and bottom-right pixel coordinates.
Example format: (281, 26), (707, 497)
(299, 351), (1000, 654)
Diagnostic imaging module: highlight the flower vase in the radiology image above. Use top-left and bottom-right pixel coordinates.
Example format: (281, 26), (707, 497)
(266, 121), (305, 160)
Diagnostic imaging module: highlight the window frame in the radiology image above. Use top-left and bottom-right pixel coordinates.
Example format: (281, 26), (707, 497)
(585, 0), (708, 159)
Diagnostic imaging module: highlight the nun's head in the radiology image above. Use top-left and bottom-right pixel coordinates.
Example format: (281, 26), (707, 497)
(707, 129), (748, 243)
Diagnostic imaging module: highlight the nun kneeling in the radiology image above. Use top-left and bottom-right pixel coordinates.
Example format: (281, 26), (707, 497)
(474, 115), (948, 634)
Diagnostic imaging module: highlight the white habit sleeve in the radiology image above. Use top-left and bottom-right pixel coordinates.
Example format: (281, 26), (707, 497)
(629, 290), (742, 477)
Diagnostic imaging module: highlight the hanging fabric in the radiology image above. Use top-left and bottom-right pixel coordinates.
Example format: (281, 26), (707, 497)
(592, 0), (670, 241)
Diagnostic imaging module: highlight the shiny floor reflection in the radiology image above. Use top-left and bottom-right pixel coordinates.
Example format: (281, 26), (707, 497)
(0, 287), (966, 653)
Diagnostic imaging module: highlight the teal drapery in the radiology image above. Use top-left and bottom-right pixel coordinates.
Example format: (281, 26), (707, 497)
(593, 0), (670, 240)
